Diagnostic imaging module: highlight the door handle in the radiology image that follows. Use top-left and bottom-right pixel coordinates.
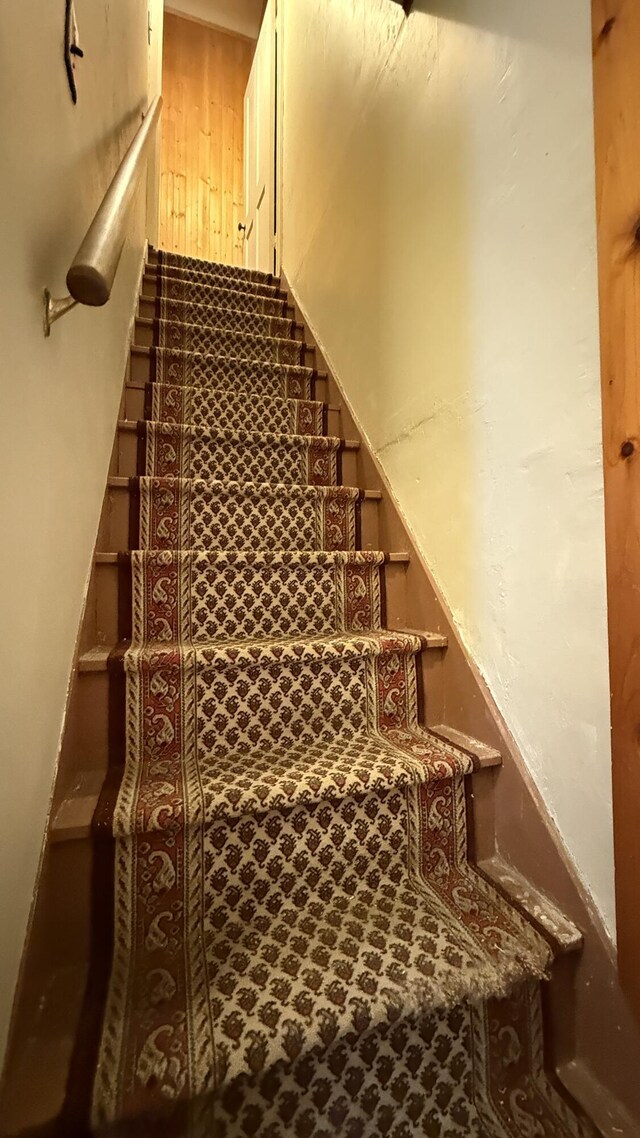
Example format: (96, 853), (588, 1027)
(238, 223), (246, 233)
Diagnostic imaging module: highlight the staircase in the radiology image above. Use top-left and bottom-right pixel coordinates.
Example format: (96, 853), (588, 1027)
(0, 252), (600, 1136)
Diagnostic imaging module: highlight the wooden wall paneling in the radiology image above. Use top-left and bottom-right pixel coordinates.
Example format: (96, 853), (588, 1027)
(592, 0), (640, 1022)
(159, 12), (254, 264)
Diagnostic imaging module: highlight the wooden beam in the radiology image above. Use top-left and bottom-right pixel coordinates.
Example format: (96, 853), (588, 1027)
(592, 0), (640, 1021)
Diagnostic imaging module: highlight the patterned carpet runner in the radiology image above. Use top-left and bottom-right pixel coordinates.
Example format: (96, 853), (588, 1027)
(82, 252), (598, 1137)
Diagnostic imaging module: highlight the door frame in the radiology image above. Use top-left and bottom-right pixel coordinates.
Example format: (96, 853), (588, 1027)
(274, 0), (284, 274)
(242, 0), (282, 275)
(592, 0), (640, 1021)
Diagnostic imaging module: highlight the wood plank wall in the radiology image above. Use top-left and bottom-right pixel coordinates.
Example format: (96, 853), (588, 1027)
(592, 0), (640, 1022)
(159, 12), (254, 264)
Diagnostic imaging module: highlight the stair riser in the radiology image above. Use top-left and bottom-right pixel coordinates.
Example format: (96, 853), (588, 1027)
(94, 559), (409, 644)
(129, 350), (329, 402)
(116, 426), (357, 486)
(64, 673), (110, 773)
(141, 274), (294, 318)
(132, 557), (383, 642)
(145, 264), (287, 300)
(72, 636), (442, 773)
(0, 841), (92, 1135)
(147, 254), (283, 293)
(138, 295), (304, 341)
(99, 484), (381, 553)
(128, 646), (423, 759)
(124, 383), (341, 436)
(134, 317), (316, 368)
(144, 429), (340, 486)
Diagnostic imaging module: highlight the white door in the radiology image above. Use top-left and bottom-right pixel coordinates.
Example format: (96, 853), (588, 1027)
(242, 0), (276, 274)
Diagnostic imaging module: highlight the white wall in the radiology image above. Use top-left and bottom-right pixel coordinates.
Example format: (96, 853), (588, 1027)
(281, 0), (615, 932)
(0, 0), (156, 1060)
(165, 0), (264, 39)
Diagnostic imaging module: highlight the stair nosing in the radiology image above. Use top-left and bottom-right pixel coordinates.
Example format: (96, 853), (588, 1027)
(129, 342), (329, 380)
(142, 296), (304, 331)
(107, 474), (381, 497)
(125, 378), (336, 410)
(95, 550), (411, 565)
(117, 417), (358, 448)
(78, 628), (446, 673)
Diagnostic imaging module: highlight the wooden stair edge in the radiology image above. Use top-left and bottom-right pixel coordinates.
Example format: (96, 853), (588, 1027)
(557, 1058), (637, 1138)
(476, 853), (584, 956)
(77, 626), (447, 674)
(145, 253), (282, 287)
(138, 299), (304, 331)
(395, 626), (448, 649)
(49, 709), (488, 848)
(116, 419), (360, 448)
(94, 551), (411, 565)
(106, 476), (382, 498)
(140, 271), (296, 310)
(429, 723), (501, 767)
(134, 314), (312, 344)
(124, 378), (341, 413)
(129, 343), (329, 380)
(49, 770), (105, 844)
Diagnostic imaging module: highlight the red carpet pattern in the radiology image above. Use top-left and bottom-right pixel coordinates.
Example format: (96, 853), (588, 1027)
(89, 251), (599, 1137)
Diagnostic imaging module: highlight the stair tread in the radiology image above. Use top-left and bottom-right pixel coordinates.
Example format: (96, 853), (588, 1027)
(49, 726), (481, 844)
(154, 295), (302, 327)
(108, 474), (382, 498)
(79, 629), (445, 672)
(131, 342), (328, 380)
(149, 319), (311, 368)
(152, 299), (301, 342)
(139, 312), (303, 340)
(120, 419), (358, 448)
(127, 628), (436, 663)
(139, 385), (328, 437)
(154, 249), (280, 285)
(139, 727), (483, 824)
(130, 549), (385, 565)
(430, 723), (502, 765)
(145, 273), (294, 315)
(136, 474), (362, 496)
(477, 856), (583, 954)
(148, 314), (302, 343)
(145, 267), (286, 301)
(145, 381), (328, 408)
(97, 549), (408, 564)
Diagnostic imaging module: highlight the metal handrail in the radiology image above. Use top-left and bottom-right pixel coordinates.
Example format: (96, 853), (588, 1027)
(44, 95), (162, 336)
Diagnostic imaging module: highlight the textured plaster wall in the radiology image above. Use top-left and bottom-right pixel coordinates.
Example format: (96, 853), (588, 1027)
(164, 0), (264, 39)
(281, 0), (615, 932)
(0, 0), (155, 1061)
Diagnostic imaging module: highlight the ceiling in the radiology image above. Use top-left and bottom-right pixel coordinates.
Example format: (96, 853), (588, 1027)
(164, 0), (266, 40)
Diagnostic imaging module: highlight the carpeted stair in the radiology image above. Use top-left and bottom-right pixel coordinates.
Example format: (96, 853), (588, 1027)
(77, 252), (599, 1137)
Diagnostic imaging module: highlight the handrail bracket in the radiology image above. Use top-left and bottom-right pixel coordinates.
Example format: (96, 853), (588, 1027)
(43, 291), (78, 338)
